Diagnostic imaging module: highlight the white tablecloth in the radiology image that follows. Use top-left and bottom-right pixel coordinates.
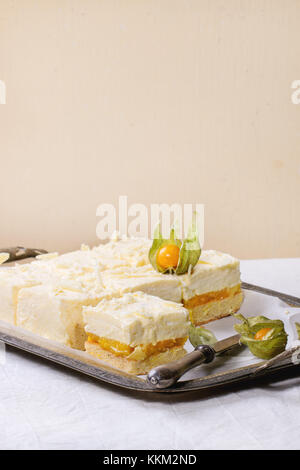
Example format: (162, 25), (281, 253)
(1, 258), (300, 450)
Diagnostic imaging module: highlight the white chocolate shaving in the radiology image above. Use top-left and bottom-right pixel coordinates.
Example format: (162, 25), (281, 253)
(0, 253), (9, 265)
(36, 252), (59, 260)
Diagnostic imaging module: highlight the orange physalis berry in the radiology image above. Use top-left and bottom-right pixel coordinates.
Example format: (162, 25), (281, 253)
(156, 244), (180, 270)
(254, 328), (272, 341)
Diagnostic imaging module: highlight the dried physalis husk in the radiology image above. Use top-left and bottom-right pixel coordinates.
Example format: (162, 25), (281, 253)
(148, 213), (201, 275)
(189, 325), (217, 348)
(295, 322), (300, 340)
(234, 314), (288, 360)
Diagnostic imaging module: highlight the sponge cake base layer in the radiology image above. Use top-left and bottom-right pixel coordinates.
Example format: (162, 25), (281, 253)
(187, 291), (244, 326)
(85, 341), (186, 375)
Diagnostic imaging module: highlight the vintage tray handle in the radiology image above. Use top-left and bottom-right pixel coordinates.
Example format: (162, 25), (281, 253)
(252, 345), (300, 377)
(0, 247), (48, 263)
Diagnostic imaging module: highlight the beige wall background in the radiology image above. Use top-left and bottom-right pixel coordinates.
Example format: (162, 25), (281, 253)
(1, 0), (300, 259)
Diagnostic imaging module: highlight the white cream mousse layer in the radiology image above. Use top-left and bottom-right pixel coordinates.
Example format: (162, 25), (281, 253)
(179, 250), (241, 301)
(99, 265), (181, 303)
(83, 292), (189, 373)
(16, 284), (104, 350)
(0, 250), (104, 326)
(0, 262), (57, 325)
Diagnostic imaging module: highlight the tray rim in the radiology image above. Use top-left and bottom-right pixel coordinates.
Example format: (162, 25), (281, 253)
(0, 283), (299, 393)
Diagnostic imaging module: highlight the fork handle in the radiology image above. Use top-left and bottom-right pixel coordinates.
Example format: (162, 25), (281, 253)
(147, 345), (215, 389)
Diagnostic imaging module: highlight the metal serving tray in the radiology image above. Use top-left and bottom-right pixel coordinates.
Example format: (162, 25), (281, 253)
(0, 248), (299, 393)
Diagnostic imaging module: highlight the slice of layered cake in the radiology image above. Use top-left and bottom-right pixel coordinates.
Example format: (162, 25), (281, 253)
(13, 251), (107, 349)
(0, 261), (58, 325)
(147, 221), (243, 325)
(179, 250), (243, 325)
(16, 283), (104, 350)
(0, 246), (104, 327)
(83, 292), (189, 374)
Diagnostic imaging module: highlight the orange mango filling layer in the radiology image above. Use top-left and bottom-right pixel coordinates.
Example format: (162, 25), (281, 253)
(183, 284), (241, 309)
(87, 334), (187, 359)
